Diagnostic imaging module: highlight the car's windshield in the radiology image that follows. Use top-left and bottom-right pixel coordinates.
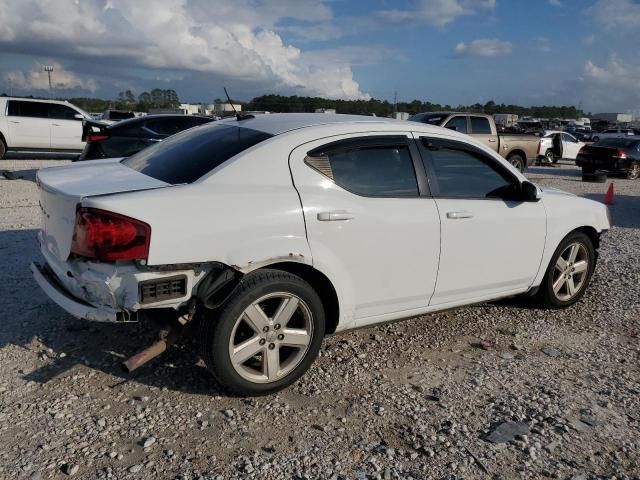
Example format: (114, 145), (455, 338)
(122, 123), (273, 184)
(409, 113), (447, 125)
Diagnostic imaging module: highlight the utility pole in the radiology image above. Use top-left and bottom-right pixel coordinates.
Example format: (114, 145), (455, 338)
(393, 91), (398, 115)
(43, 65), (54, 96)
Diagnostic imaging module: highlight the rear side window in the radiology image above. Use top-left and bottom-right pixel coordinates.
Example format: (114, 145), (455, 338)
(122, 123), (273, 184)
(470, 117), (492, 134)
(144, 118), (191, 135)
(306, 138), (418, 197)
(7, 100), (48, 118)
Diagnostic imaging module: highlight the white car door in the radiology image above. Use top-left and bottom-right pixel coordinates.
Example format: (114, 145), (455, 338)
(5, 100), (51, 149)
(561, 133), (581, 159)
(289, 133), (441, 327)
(48, 103), (85, 150)
(414, 134), (546, 306)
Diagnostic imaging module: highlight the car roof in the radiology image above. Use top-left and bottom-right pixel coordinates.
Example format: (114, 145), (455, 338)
(221, 113), (402, 135)
(108, 114), (212, 129)
(0, 96), (74, 106)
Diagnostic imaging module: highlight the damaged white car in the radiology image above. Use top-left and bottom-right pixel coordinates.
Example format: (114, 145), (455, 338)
(32, 113), (610, 395)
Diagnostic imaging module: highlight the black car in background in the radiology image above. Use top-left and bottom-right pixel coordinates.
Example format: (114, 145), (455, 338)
(576, 137), (640, 180)
(78, 114), (214, 160)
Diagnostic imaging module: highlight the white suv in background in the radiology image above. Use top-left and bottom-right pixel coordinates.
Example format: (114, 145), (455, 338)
(591, 127), (635, 143)
(0, 96), (91, 158)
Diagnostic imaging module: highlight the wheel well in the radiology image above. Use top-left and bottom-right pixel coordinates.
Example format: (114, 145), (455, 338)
(574, 226), (600, 250)
(266, 262), (340, 335)
(507, 149), (525, 160)
(0, 131), (6, 149)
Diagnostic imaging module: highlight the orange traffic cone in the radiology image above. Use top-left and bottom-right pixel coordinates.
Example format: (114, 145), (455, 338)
(603, 182), (615, 205)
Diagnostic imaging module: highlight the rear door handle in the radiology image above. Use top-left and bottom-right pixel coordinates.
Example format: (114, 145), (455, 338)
(446, 211), (473, 219)
(488, 138), (497, 143)
(9, 120), (20, 124)
(317, 210), (354, 221)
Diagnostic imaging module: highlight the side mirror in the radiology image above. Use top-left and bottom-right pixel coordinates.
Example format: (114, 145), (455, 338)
(521, 181), (542, 202)
(74, 113), (84, 120)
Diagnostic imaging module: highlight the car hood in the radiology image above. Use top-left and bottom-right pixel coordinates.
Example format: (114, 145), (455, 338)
(541, 186), (576, 198)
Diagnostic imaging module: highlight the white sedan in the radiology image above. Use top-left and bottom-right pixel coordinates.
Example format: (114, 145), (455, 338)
(32, 114), (610, 395)
(538, 131), (585, 163)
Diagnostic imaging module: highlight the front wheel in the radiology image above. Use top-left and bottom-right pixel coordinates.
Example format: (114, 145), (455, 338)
(199, 269), (325, 396)
(592, 136), (600, 143)
(536, 231), (595, 308)
(544, 149), (555, 164)
(508, 153), (525, 173)
(0, 139), (6, 160)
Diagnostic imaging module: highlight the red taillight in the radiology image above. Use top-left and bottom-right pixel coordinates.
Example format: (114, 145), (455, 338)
(71, 207), (150, 261)
(86, 134), (109, 143)
(613, 149), (627, 159)
(578, 146), (585, 155)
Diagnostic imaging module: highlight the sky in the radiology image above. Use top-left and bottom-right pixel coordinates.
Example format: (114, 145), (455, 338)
(0, 0), (639, 113)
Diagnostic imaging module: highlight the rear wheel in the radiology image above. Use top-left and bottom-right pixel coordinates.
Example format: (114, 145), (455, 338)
(592, 136), (600, 143)
(199, 269), (325, 396)
(543, 149), (554, 164)
(537, 231), (595, 308)
(0, 138), (6, 160)
(626, 161), (639, 180)
(508, 153), (525, 172)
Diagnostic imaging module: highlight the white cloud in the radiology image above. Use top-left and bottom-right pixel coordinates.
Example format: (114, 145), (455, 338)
(582, 54), (640, 111)
(583, 34), (596, 45)
(6, 62), (97, 92)
(454, 38), (512, 57)
(0, 0), (368, 99)
(379, 0), (496, 28)
(532, 37), (552, 53)
(548, 0), (562, 7)
(592, 0), (640, 29)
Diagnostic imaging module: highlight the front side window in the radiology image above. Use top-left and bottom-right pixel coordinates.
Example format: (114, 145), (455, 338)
(48, 103), (79, 120)
(420, 138), (516, 199)
(444, 116), (468, 134)
(306, 139), (418, 197)
(561, 133), (577, 143)
(470, 116), (492, 134)
(122, 123), (273, 184)
(144, 118), (190, 136)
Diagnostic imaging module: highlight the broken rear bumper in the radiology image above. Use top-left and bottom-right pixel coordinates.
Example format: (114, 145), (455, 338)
(31, 262), (120, 322)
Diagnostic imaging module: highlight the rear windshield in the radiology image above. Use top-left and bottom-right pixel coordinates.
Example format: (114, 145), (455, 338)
(122, 123), (273, 184)
(597, 138), (639, 148)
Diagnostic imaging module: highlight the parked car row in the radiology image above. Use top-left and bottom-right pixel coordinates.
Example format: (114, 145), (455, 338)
(0, 96), (214, 159)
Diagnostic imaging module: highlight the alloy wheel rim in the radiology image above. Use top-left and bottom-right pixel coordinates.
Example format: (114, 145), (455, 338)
(545, 150), (554, 162)
(552, 242), (589, 301)
(510, 158), (522, 170)
(629, 163), (639, 179)
(229, 292), (313, 384)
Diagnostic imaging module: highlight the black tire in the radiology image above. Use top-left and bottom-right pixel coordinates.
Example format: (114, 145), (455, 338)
(536, 231), (596, 308)
(508, 153), (525, 173)
(543, 149), (555, 164)
(199, 269), (325, 396)
(0, 138), (6, 160)
(626, 161), (639, 180)
(592, 136), (600, 143)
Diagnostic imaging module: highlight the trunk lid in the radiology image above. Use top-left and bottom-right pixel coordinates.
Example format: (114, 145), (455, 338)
(37, 159), (169, 261)
(578, 144), (618, 161)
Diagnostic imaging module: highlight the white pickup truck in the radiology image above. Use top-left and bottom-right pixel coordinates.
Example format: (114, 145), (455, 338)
(409, 112), (540, 172)
(0, 96), (90, 158)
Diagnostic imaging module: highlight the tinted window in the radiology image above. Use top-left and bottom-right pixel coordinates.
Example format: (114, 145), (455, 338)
(561, 133), (577, 143)
(470, 117), (492, 134)
(122, 124), (273, 184)
(48, 103), (79, 120)
(409, 113), (447, 125)
(7, 100), (48, 118)
(598, 138), (639, 148)
(444, 116), (468, 134)
(144, 118), (190, 135)
(421, 139), (514, 198)
(315, 144), (418, 197)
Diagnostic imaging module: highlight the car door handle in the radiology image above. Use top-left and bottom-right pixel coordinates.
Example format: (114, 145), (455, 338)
(446, 211), (473, 219)
(147, 138), (162, 142)
(317, 210), (354, 221)
(51, 123), (61, 127)
(9, 120), (20, 124)
(488, 138), (497, 143)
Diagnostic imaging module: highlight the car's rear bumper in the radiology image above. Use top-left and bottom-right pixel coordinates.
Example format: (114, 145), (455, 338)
(31, 262), (120, 322)
(576, 157), (632, 172)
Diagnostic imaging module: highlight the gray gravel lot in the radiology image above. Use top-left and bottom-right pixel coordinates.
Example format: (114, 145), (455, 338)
(1, 159), (639, 480)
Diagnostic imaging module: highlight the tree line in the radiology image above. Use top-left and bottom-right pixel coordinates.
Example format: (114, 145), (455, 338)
(55, 90), (586, 118)
(246, 95), (587, 119)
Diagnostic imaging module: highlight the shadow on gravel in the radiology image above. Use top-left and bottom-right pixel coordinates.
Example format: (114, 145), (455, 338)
(584, 193), (640, 229)
(0, 227), (227, 397)
(1, 168), (39, 182)
(527, 166), (583, 180)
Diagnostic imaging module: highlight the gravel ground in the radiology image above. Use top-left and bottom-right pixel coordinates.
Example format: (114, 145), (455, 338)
(1, 159), (638, 480)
